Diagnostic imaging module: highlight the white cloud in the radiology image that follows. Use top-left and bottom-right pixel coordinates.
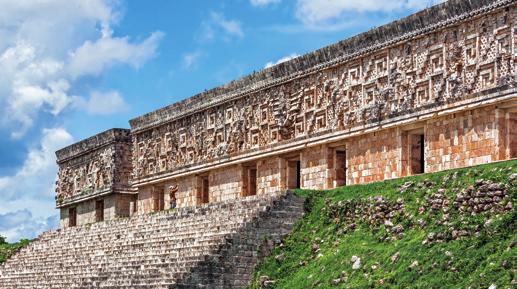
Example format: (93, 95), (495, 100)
(265, 53), (300, 68)
(0, 128), (74, 199)
(182, 51), (204, 70)
(0, 0), (164, 242)
(68, 31), (164, 78)
(0, 127), (73, 241)
(0, 0), (163, 138)
(78, 90), (129, 115)
(296, 0), (446, 27)
(0, 210), (58, 242)
(200, 12), (244, 41)
(250, 0), (281, 7)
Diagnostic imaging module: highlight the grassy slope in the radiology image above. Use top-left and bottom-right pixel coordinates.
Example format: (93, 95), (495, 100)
(251, 160), (516, 289)
(0, 239), (31, 264)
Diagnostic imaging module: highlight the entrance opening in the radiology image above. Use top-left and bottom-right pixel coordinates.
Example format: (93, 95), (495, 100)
(152, 187), (165, 212)
(335, 150), (347, 187)
(510, 113), (517, 158)
(69, 207), (77, 227)
(296, 161), (301, 188)
(95, 200), (104, 222)
(287, 159), (301, 189)
(410, 134), (425, 174)
(201, 176), (209, 204)
(133, 195), (139, 215)
(247, 167), (257, 196)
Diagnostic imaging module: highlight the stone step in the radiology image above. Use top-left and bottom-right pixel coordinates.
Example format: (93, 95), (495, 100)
(0, 192), (305, 289)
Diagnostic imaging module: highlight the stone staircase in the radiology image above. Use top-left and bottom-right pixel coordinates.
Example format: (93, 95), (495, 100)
(0, 192), (305, 289)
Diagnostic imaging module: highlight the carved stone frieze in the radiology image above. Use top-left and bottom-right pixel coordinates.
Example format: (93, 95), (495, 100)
(55, 129), (132, 206)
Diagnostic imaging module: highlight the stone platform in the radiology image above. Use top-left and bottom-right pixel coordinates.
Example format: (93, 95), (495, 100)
(0, 193), (304, 289)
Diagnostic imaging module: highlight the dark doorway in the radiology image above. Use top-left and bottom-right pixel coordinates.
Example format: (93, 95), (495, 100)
(134, 196), (139, 215)
(69, 207), (77, 227)
(201, 176), (209, 204)
(410, 134), (425, 174)
(335, 150), (347, 187)
(287, 159), (301, 189)
(247, 168), (257, 196)
(95, 200), (104, 222)
(296, 161), (301, 189)
(153, 187), (165, 212)
(510, 113), (517, 158)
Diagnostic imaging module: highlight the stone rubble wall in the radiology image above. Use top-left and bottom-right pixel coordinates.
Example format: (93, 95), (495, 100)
(324, 175), (514, 244)
(0, 193), (305, 289)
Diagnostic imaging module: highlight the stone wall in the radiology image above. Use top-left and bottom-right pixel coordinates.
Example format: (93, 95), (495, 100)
(209, 166), (243, 202)
(130, 0), (513, 133)
(173, 176), (199, 208)
(136, 186), (155, 214)
(257, 157), (285, 195)
(426, 106), (502, 172)
(115, 194), (134, 218)
(60, 194), (135, 228)
(347, 129), (402, 185)
(300, 145), (333, 190)
(497, 110), (517, 160)
(60, 195), (112, 228)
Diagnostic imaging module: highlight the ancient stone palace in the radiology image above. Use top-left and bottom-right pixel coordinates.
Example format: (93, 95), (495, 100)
(55, 0), (517, 228)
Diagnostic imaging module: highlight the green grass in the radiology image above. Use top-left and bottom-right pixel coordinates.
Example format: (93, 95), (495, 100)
(0, 237), (31, 264)
(251, 160), (517, 289)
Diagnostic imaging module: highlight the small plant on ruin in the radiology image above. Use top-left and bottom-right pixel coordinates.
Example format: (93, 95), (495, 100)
(0, 238), (31, 264)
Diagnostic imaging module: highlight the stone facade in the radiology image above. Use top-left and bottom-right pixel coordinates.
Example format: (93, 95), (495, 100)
(55, 129), (134, 227)
(55, 0), (517, 228)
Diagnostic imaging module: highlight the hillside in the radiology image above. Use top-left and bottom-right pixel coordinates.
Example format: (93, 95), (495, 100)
(251, 160), (516, 289)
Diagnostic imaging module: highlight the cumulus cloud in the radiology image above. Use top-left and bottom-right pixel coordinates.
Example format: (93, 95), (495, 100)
(0, 210), (58, 242)
(0, 128), (72, 241)
(77, 90), (129, 115)
(296, 0), (446, 27)
(265, 53), (299, 68)
(68, 30), (164, 78)
(200, 12), (244, 41)
(250, 0), (281, 7)
(0, 0), (163, 138)
(0, 128), (74, 200)
(0, 0), (162, 242)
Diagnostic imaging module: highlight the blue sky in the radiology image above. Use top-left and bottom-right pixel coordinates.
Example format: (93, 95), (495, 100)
(0, 0), (444, 242)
